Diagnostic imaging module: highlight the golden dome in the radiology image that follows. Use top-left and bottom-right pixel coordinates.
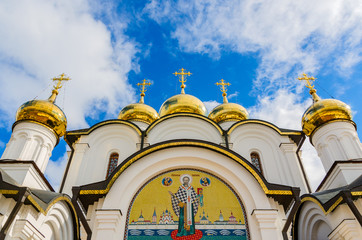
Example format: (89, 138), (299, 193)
(302, 98), (352, 136)
(159, 94), (207, 117)
(118, 103), (159, 124)
(209, 102), (249, 123)
(15, 74), (70, 138)
(15, 99), (67, 137)
(209, 79), (248, 123)
(298, 73), (353, 136)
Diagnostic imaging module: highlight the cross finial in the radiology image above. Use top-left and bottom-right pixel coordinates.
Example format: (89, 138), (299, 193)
(173, 68), (192, 94)
(297, 73), (320, 102)
(137, 79), (152, 103)
(48, 73), (71, 103)
(298, 73), (316, 90)
(216, 79), (230, 103)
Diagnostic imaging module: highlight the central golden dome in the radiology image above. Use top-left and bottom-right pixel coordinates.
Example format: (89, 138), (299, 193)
(15, 99), (67, 137)
(118, 103), (159, 124)
(159, 94), (207, 117)
(209, 102), (249, 123)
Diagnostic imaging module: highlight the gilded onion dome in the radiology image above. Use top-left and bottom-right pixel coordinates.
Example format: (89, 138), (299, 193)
(15, 74), (70, 138)
(159, 68), (207, 117)
(209, 79), (249, 123)
(118, 79), (159, 124)
(299, 73), (353, 136)
(159, 94), (207, 117)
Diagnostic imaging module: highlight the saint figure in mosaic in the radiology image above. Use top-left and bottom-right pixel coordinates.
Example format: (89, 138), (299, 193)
(168, 175), (199, 236)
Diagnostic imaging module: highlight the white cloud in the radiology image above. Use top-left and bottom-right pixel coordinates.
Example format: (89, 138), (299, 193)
(45, 153), (68, 192)
(145, 0), (362, 91)
(0, 0), (138, 130)
(203, 100), (220, 114)
(227, 91), (239, 101)
(249, 89), (325, 191)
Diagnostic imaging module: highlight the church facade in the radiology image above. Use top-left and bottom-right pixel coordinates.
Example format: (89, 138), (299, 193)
(0, 71), (361, 239)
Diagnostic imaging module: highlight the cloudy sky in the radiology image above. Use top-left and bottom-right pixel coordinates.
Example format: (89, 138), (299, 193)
(0, 0), (361, 191)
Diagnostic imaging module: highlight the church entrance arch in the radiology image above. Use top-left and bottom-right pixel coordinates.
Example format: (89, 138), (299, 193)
(124, 168), (250, 240)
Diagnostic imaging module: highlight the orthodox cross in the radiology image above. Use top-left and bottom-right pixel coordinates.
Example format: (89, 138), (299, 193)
(216, 79), (230, 103)
(298, 73), (316, 91)
(49, 73), (70, 103)
(52, 73), (70, 91)
(137, 79), (151, 103)
(173, 68), (192, 94)
(298, 73), (320, 102)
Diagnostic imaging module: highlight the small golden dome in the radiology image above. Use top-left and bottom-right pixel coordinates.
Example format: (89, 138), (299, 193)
(302, 98), (352, 136)
(159, 94), (207, 117)
(209, 102), (249, 123)
(16, 100), (67, 137)
(119, 79), (159, 124)
(118, 103), (159, 124)
(209, 79), (248, 123)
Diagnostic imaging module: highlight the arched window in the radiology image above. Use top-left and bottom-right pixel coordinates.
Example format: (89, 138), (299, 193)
(250, 152), (263, 174)
(106, 153), (119, 178)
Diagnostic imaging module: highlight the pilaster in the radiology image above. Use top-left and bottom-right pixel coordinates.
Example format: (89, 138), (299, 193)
(252, 209), (282, 240)
(93, 209), (122, 240)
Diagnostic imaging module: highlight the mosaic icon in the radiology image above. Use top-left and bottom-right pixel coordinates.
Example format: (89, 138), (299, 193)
(200, 177), (210, 186)
(162, 177), (173, 186)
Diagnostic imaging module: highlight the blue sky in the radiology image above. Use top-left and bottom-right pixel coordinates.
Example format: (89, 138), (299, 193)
(0, 0), (361, 191)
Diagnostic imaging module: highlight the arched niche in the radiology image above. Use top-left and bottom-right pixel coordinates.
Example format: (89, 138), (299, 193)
(295, 201), (332, 240)
(124, 168), (250, 239)
(101, 146), (282, 240)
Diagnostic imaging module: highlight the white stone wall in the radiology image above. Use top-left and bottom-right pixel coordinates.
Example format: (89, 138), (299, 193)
(62, 117), (309, 195)
(62, 124), (140, 195)
(229, 123), (309, 193)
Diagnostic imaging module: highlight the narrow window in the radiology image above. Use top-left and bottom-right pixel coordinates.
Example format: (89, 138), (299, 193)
(106, 153), (119, 178)
(250, 152), (263, 174)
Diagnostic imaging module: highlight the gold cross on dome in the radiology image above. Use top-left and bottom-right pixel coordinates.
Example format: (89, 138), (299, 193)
(137, 79), (151, 103)
(216, 79), (230, 103)
(48, 73), (70, 103)
(173, 68), (192, 94)
(52, 73), (70, 91)
(298, 73), (316, 91)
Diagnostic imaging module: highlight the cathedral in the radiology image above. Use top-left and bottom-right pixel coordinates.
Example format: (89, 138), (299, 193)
(0, 70), (361, 240)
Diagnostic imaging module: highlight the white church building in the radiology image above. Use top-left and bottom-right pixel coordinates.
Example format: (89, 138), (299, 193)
(0, 71), (361, 240)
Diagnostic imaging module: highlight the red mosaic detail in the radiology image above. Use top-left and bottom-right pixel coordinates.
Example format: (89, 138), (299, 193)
(171, 230), (203, 240)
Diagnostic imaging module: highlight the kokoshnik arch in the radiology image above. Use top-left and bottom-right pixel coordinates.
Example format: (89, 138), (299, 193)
(0, 70), (362, 240)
